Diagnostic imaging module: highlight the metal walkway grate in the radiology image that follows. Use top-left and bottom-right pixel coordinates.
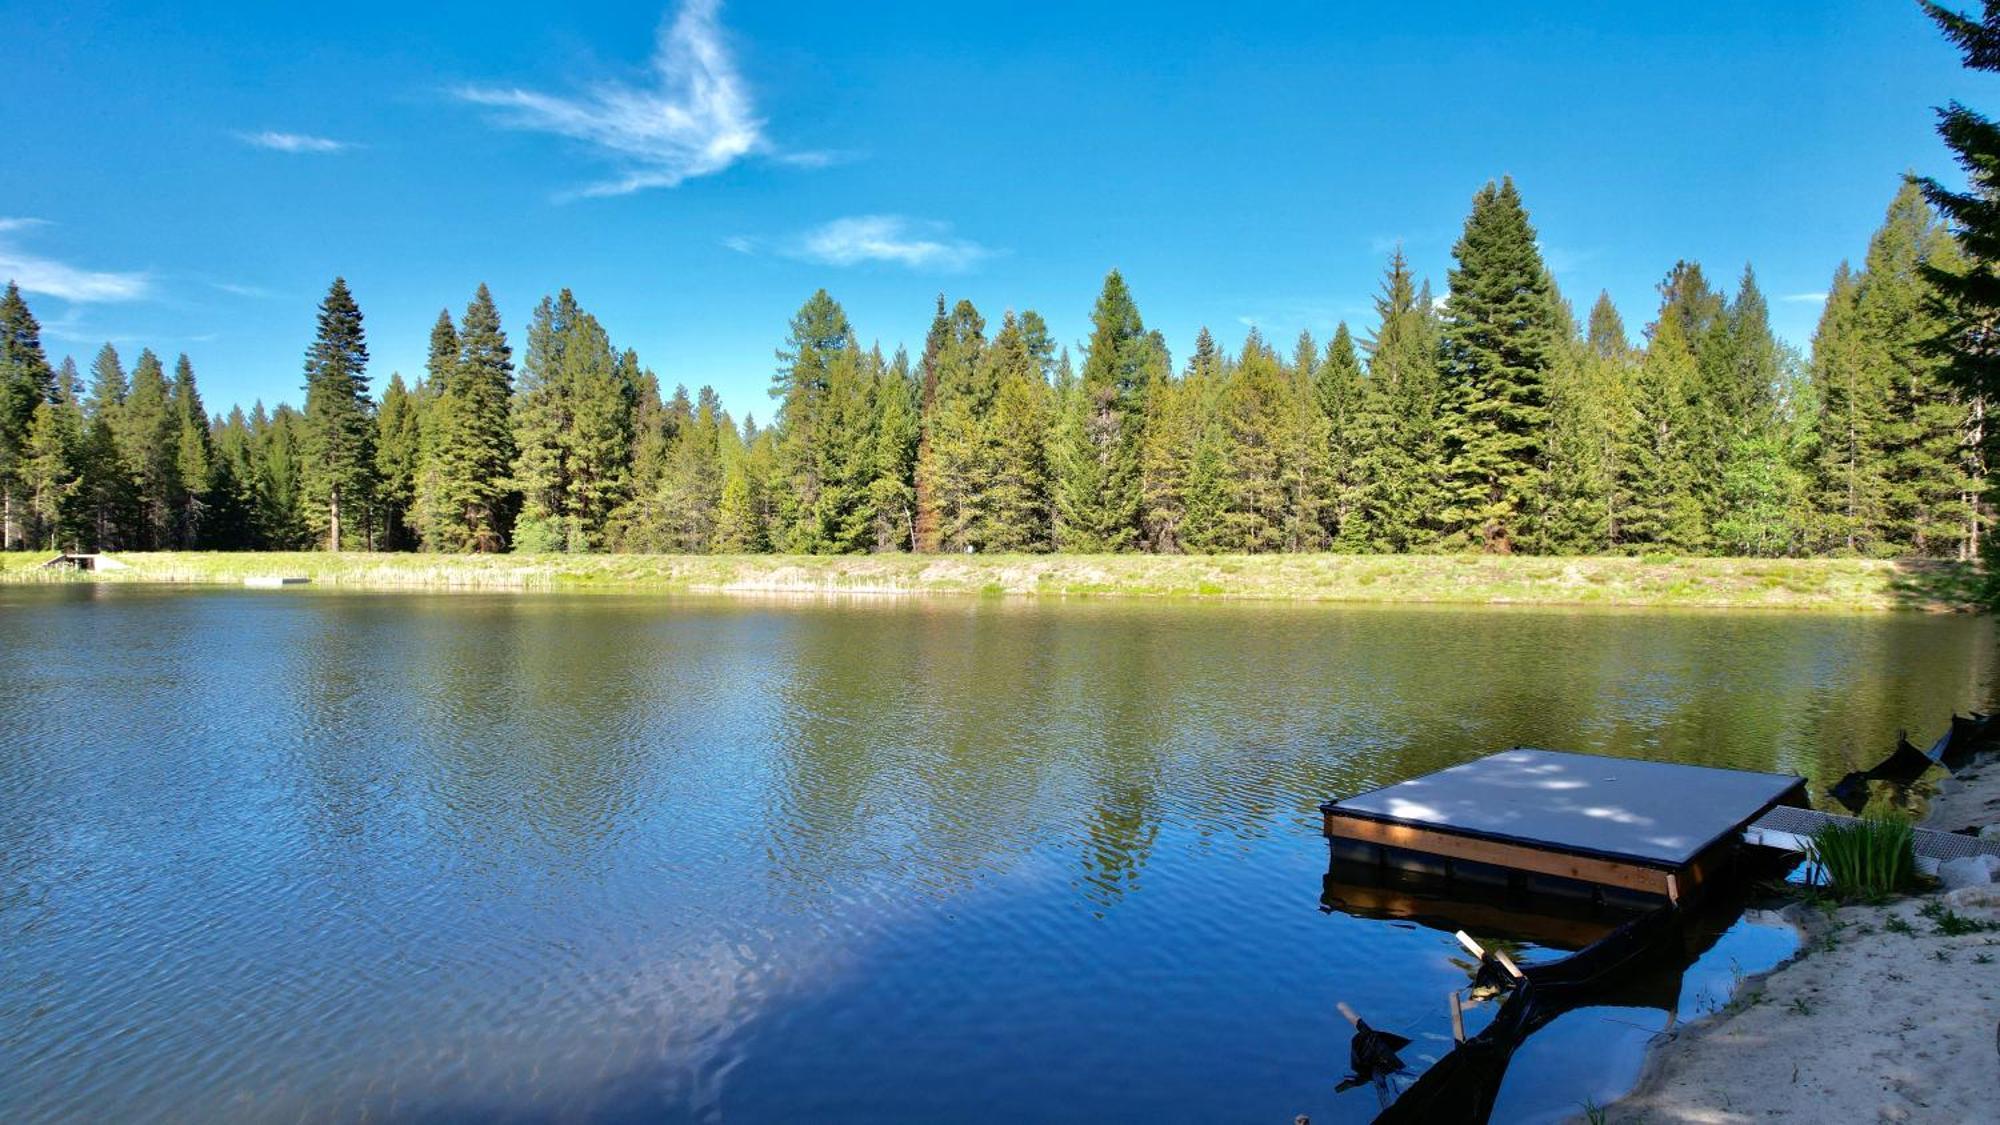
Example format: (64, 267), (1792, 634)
(1744, 804), (2000, 874)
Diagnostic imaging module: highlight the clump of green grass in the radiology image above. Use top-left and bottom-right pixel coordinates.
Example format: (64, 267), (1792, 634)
(1805, 814), (1916, 901)
(1918, 900), (2000, 936)
(1884, 913), (1916, 935)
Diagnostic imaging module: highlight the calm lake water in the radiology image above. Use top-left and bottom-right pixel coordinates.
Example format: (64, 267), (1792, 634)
(2, 586), (1993, 1123)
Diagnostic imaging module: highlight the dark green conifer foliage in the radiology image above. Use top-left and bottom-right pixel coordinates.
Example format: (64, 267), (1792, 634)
(433, 285), (515, 551)
(769, 289), (855, 551)
(170, 354), (214, 547)
(375, 373), (422, 550)
(1439, 178), (1560, 551)
(121, 350), (181, 548)
(1316, 323), (1365, 545)
(1859, 182), (1973, 556)
(1052, 270), (1152, 550)
(0, 283), (54, 548)
(914, 299), (989, 551)
(982, 312), (1055, 552)
(1617, 305), (1707, 550)
(300, 277), (376, 550)
(1353, 254), (1448, 551)
(562, 317), (634, 551)
(512, 291), (578, 551)
(866, 349), (919, 551)
(203, 406), (260, 550)
(1917, 3), (2000, 415)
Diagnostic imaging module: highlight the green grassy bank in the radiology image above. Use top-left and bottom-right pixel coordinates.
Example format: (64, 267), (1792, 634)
(0, 550), (1982, 611)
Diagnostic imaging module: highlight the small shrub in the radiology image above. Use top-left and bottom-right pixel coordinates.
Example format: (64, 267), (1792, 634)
(1805, 814), (1916, 901)
(1640, 551), (1676, 565)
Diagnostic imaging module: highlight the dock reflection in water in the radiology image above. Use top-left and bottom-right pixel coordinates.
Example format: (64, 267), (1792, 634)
(1319, 853), (1800, 1123)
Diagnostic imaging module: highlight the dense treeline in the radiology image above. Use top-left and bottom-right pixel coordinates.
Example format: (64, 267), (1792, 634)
(0, 178), (1979, 559)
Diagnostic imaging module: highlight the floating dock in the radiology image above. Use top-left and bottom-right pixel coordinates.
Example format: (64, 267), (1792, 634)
(243, 576), (310, 588)
(1321, 748), (1808, 904)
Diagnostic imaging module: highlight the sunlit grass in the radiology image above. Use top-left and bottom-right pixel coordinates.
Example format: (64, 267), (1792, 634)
(0, 550), (1978, 611)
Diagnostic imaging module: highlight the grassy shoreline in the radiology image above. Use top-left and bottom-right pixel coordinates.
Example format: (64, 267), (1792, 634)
(0, 550), (1981, 611)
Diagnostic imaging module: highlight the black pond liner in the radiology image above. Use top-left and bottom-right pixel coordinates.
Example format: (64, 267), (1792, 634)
(1365, 903), (1688, 1124)
(1825, 711), (1997, 811)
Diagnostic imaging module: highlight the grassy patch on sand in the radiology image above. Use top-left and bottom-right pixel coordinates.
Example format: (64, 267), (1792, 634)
(0, 550), (1981, 610)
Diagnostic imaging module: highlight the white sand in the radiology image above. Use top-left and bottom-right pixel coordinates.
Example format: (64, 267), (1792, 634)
(1604, 758), (2000, 1124)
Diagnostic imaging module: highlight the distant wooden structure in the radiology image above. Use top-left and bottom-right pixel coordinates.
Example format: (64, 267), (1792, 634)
(1321, 748), (1808, 905)
(38, 552), (129, 572)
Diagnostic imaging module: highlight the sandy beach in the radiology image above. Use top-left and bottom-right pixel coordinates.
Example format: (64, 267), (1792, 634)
(1604, 757), (2000, 1123)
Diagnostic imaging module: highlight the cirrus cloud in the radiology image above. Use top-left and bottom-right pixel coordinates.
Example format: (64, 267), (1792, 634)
(0, 218), (151, 303)
(789, 215), (992, 272)
(454, 1), (821, 198)
(237, 130), (354, 154)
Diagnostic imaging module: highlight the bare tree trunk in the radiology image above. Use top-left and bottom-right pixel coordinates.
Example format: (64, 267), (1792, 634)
(328, 485), (341, 552)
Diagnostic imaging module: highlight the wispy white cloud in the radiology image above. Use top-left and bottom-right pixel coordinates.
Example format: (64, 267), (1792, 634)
(237, 130), (353, 154)
(210, 280), (280, 299)
(1781, 291), (1828, 304)
(787, 215), (991, 271)
(720, 234), (757, 254)
(0, 218), (151, 303)
(455, 0), (817, 198)
(1234, 298), (1370, 337)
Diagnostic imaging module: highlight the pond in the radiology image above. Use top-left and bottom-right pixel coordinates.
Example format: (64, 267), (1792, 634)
(1, 586), (1990, 1122)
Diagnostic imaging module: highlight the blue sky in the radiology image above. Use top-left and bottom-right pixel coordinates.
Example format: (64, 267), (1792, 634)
(0, 1), (1985, 419)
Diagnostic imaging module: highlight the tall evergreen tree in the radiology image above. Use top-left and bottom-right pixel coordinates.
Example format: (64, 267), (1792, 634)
(435, 285), (516, 550)
(1352, 253), (1448, 551)
(982, 312), (1055, 551)
(300, 277), (376, 550)
(0, 283), (53, 548)
(1316, 323), (1366, 546)
(914, 299), (989, 551)
(866, 349), (919, 551)
(375, 372), (422, 550)
(169, 354), (213, 546)
(1438, 178), (1561, 551)
(120, 349), (180, 548)
(1052, 270), (1154, 550)
(769, 289), (855, 551)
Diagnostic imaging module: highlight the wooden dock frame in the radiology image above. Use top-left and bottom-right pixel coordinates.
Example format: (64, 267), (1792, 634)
(1321, 749), (1811, 907)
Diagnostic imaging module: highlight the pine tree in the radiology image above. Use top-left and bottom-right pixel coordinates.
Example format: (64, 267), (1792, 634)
(770, 289), (855, 551)
(866, 349), (919, 551)
(715, 416), (772, 552)
(512, 291), (577, 552)
(432, 285), (515, 551)
(1859, 181), (1973, 556)
(120, 349), (181, 548)
(913, 299), (989, 551)
(1352, 254), (1448, 551)
(300, 277), (376, 550)
(1140, 330), (1213, 552)
(204, 406), (260, 549)
(375, 372), (422, 549)
(1052, 270), (1154, 551)
(651, 386), (727, 552)
(1316, 323), (1366, 545)
(982, 312), (1054, 551)
(1617, 306), (1706, 551)
(0, 283), (54, 548)
(561, 315), (634, 551)
(1438, 178), (1560, 552)
(169, 354), (213, 547)
(21, 396), (84, 550)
